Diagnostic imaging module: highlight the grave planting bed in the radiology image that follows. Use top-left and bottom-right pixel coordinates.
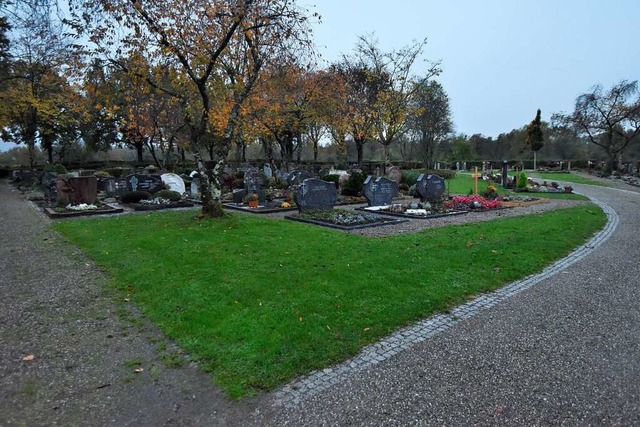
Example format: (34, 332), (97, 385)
(43, 204), (123, 218)
(122, 201), (195, 211)
(285, 209), (407, 230)
(223, 201), (298, 214)
(357, 205), (468, 220)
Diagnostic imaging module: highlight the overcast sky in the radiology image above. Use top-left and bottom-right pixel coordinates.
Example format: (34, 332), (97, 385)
(2, 0), (638, 152)
(309, 0), (640, 137)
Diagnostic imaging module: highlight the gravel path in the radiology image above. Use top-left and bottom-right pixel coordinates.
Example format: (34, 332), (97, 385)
(1, 177), (639, 426)
(0, 180), (265, 426)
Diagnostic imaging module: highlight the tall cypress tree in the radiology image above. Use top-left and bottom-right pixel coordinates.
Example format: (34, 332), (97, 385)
(526, 109), (544, 170)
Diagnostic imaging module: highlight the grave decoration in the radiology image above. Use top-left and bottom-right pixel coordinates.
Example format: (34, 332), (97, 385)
(120, 189), (194, 211)
(286, 208), (407, 230)
(362, 176), (398, 207)
(443, 195), (502, 211)
(359, 199), (467, 219)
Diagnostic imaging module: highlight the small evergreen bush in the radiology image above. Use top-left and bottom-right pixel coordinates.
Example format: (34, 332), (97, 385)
(121, 191), (152, 203)
(341, 171), (367, 196)
(517, 171), (528, 190)
(155, 190), (182, 201)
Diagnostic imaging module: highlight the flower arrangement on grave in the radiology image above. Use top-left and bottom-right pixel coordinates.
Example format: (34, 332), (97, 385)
(444, 195), (502, 210)
(281, 201), (292, 208)
(64, 203), (98, 211)
(246, 192), (259, 208)
(481, 184), (499, 199)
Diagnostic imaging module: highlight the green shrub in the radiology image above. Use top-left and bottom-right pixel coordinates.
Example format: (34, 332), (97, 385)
(95, 170), (111, 177)
(341, 171), (367, 196)
(155, 190), (182, 201)
(401, 169), (456, 186)
(401, 170), (423, 186)
(517, 171), (528, 189)
(44, 163), (68, 174)
(320, 174), (341, 188)
(121, 191), (152, 203)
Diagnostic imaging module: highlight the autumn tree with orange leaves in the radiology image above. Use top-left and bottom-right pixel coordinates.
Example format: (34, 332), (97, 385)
(250, 58), (331, 170)
(68, 0), (315, 217)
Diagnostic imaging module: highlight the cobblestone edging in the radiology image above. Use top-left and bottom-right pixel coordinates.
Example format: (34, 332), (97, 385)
(273, 198), (619, 408)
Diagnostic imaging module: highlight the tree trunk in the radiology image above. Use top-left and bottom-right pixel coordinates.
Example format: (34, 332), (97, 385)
(194, 151), (225, 217)
(355, 138), (365, 167)
(136, 142), (144, 164)
(533, 151), (537, 171)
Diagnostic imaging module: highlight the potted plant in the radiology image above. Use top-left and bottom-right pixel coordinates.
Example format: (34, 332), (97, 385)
(247, 192), (259, 208)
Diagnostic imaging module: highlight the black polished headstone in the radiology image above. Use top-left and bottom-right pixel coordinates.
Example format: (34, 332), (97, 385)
(415, 174), (445, 202)
(501, 161), (509, 188)
(232, 189), (246, 204)
(363, 176), (398, 207)
(293, 178), (337, 212)
(126, 174), (164, 194)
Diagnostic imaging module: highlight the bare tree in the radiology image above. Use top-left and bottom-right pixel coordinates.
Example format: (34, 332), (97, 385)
(554, 80), (640, 174)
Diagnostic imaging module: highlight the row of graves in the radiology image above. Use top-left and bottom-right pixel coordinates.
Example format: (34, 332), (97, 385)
(281, 172), (509, 231)
(38, 169), (195, 218)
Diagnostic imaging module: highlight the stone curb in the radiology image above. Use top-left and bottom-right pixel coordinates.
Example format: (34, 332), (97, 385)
(273, 197), (619, 408)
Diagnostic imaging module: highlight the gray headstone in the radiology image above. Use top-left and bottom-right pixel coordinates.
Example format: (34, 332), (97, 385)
(263, 164), (273, 179)
(415, 174), (445, 202)
(386, 166), (402, 184)
(363, 176), (398, 207)
(244, 167), (263, 193)
(501, 161), (509, 188)
(42, 172), (58, 206)
(190, 177), (200, 199)
(287, 170), (311, 187)
(293, 178), (338, 212)
(161, 173), (186, 194)
(126, 174), (164, 194)
(111, 178), (129, 197)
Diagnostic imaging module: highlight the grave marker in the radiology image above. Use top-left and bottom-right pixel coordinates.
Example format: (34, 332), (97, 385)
(293, 178), (337, 212)
(161, 173), (186, 194)
(244, 167), (263, 193)
(471, 167), (481, 195)
(415, 174), (445, 202)
(386, 166), (402, 184)
(363, 176), (398, 207)
(126, 174), (164, 194)
(287, 170), (311, 186)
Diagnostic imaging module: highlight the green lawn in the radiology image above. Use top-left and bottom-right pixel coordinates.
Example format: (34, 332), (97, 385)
(450, 172), (589, 200)
(529, 172), (611, 187)
(53, 205), (606, 398)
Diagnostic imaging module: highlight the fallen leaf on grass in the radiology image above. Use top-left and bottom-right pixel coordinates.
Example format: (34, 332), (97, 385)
(21, 354), (35, 361)
(134, 368), (144, 373)
(363, 327), (370, 332)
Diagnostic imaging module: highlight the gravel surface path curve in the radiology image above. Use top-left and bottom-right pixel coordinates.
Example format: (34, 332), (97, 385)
(263, 182), (640, 426)
(1, 178), (639, 426)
